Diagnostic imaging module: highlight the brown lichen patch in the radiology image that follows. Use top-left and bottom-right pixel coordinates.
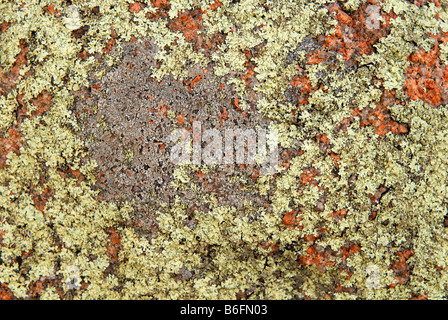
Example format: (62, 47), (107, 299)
(410, 293), (429, 300)
(150, 0), (171, 10)
(279, 147), (302, 171)
(368, 184), (389, 206)
(240, 48), (260, 91)
(73, 39), (288, 241)
(404, 32), (448, 107)
(71, 25), (90, 39)
(0, 229), (4, 246)
(27, 280), (45, 299)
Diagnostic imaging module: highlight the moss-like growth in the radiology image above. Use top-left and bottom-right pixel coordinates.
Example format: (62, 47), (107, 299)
(1, 0), (448, 299)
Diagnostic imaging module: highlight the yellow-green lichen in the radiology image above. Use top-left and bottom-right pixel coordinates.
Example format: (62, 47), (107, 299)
(1, 0), (448, 300)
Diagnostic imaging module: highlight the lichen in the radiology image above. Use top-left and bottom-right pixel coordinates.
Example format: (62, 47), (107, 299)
(1, 0), (448, 300)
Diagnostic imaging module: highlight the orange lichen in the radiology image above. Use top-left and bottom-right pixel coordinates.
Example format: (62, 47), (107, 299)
(300, 167), (320, 186)
(282, 210), (302, 229)
(329, 152), (340, 167)
(0, 128), (22, 169)
(316, 134), (330, 145)
(251, 169), (260, 180)
(298, 245), (336, 272)
(328, 208), (348, 223)
(289, 68), (315, 106)
(368, 210), (377, 220)
(43, 3), (61, 16)
(102, 27), (118, 54)
(106, 227), (122, 264)
(168, 9), (225, 57)
(209, 0), (222, 11)
(304, 235), (316, 243)
(236, 290), (248, 300)
(315, 133), (333, 154)
(0, 40), (30, 97)
(352, 90), (408, 136)
(159, 105), (169, 118)
(335, 282), (356, 294)
(32, 186), (54, 212)
(221, 107), (228, 120)
(176, 114), (185, 126)
(412, 0), (440, 7)
(30, 90), (52, 117)
(129, 1), (146, 14)
(233, 97), (241, 110)
(0, 283), (15, 300)
(341, 243), (361, 263)
(77, 50), (91, 61)
(189, 74), (204, 91)
(169, 9), (203, 42)
(241, 50), (257, 90)
(404, 33), (448, 107)
(0, 21), (11, 34)
(306, 50), (325, 65)
(389, 249), (414, 286)
(28, 280), (45, 298)
(309, 1), (396, 67)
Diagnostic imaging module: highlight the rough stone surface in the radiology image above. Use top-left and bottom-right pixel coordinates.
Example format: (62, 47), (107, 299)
(74, 39), (292, 241)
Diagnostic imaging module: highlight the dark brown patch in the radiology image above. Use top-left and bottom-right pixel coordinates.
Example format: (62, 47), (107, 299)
(73, 39), (291, 242)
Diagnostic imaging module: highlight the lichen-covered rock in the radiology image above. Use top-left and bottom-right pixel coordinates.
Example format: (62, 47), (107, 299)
(1, 0), (448, 300)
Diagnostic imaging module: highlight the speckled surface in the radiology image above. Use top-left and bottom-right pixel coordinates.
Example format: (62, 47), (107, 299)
(1, 0), (448, 299)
